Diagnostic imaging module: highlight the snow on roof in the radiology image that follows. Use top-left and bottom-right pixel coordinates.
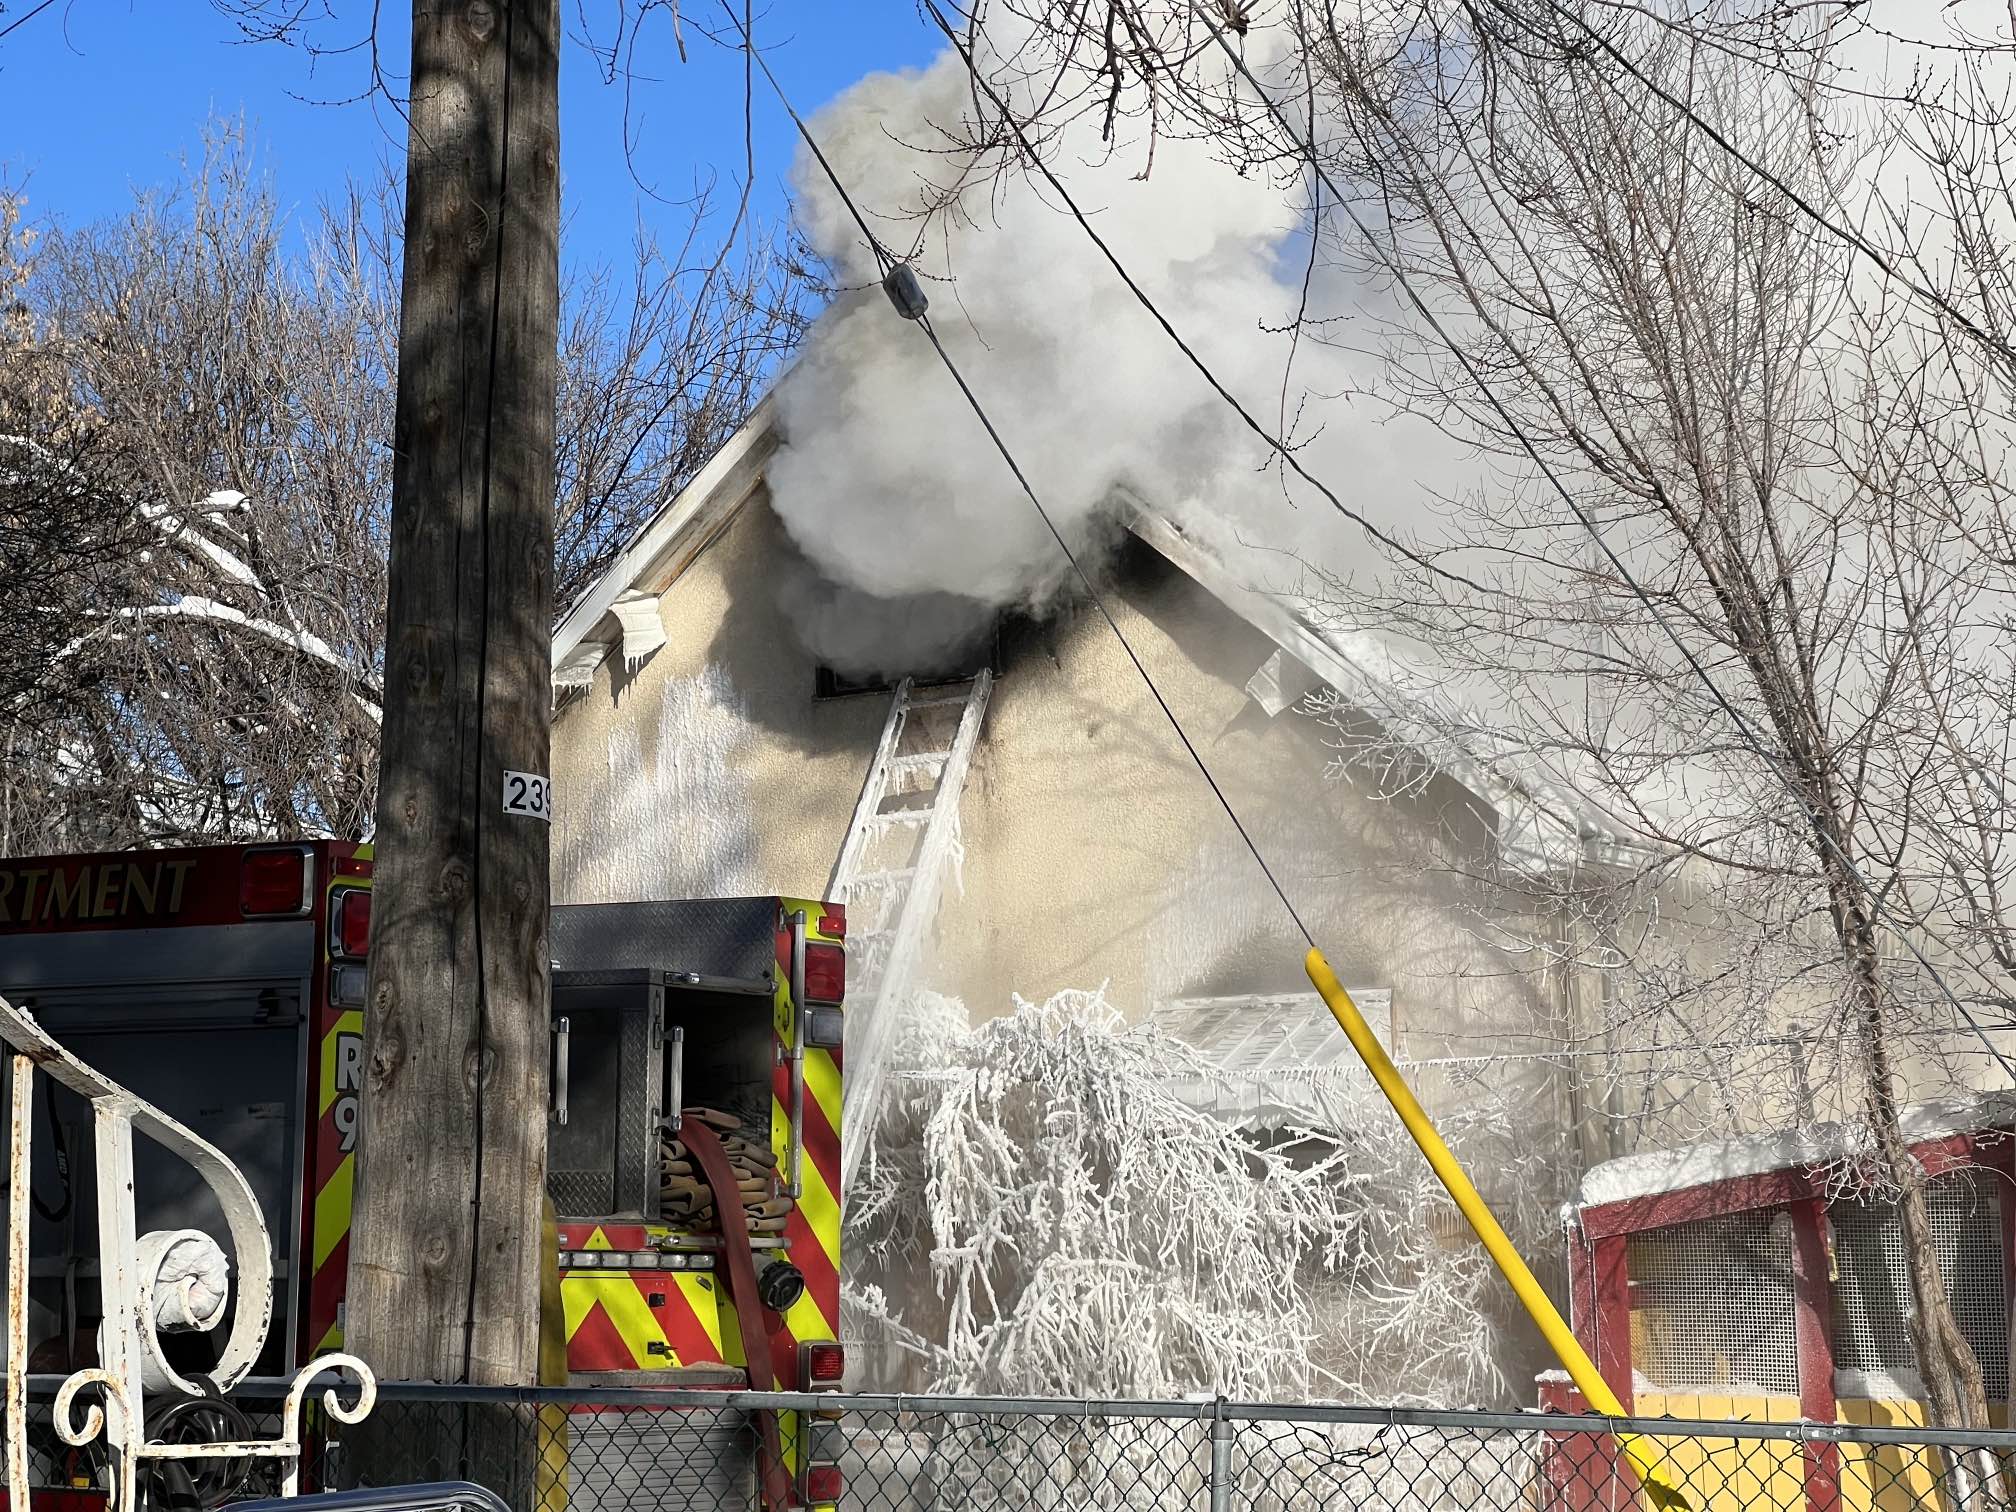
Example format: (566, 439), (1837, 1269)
(1577, 1090), (2016, 1210)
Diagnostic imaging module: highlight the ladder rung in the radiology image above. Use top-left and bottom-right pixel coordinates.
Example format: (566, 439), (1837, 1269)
(886, 751), (951, 772)
(902, 690), (974, 710)
(849, 868), (917, 889)
(869, 808), (932, 829)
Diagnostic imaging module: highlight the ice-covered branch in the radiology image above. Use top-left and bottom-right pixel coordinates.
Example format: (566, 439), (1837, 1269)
(848, 985), (1557, 1405)
(110, 598), (382, 717)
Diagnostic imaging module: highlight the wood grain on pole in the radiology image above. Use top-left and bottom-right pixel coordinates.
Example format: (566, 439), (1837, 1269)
(352, 0), (559, 1388)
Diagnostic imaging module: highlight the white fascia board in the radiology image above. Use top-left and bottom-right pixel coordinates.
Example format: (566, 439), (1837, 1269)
(1128, 512), (1621, 864)
(551, 397), (778, 673)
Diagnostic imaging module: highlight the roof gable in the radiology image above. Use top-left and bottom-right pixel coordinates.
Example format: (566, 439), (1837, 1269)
(553, 400), (1629, 869)
(552, 397), (777, 685)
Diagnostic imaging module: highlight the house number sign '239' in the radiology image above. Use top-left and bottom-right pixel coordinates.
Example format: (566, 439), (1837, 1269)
(503, 771), (551, 821)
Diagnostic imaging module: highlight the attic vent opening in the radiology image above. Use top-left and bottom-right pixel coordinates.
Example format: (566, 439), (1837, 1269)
(814, 623), (1004, 700)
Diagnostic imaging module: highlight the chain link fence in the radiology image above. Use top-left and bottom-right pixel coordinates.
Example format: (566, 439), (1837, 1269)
(16, 1380), (2016, 1512)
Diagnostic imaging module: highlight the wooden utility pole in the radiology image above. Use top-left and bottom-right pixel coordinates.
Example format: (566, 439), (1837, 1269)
(350, 0), (559, 1392)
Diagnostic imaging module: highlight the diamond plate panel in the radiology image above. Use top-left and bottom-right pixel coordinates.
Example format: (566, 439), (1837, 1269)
(615, 996), (658, 1217)
(552, 898), (781, 983)
(547, 1169), (612, 1218)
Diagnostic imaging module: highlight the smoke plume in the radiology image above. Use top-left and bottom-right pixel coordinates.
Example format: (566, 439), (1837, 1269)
(764, 27), (1374, 677)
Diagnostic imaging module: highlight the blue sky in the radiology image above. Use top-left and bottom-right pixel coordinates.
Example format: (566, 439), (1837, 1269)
(0, 2), (944, 270)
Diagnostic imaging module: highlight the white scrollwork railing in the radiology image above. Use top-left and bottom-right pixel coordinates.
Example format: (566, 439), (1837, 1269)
(3, 990), (377, 1511)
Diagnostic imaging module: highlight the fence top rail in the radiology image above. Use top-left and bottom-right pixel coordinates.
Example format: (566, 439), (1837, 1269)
(48, 1376), (2001, 1452)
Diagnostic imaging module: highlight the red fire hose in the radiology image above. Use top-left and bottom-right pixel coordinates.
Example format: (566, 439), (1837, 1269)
(678, 1120), (794, 1512)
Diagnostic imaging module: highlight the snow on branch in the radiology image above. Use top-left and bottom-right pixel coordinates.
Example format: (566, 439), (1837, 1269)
(112, 597), (383, 719)
(848, 985), (1560, 1406)
(140, 491), (262, 591)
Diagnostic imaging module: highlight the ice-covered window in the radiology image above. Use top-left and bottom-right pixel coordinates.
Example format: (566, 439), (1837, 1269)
(1152, 990), (1394, 1129)
(1830, 1167), (2008, 1398)
(1628, 1208), (1800, 1395)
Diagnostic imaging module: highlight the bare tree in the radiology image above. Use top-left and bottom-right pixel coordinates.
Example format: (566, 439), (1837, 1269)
(1, 196), (151, 850)
(1, 122), (807, 853)
(903, 0), (2016, 1434)
(1274, 6), (2016, 1433)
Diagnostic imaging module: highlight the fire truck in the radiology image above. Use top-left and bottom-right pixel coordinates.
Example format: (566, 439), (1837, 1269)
(0, 840), (848, 1508)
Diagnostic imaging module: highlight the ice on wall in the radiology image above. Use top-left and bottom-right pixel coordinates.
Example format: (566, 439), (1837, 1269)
(553, 664), (763, 902)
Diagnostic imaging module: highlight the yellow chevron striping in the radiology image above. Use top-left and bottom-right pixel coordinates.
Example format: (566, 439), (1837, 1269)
(783, 1280), (835, 1343)
(804, 1047), (841, 1140)
(312, 1154), (355, 1270)
(798, 1140), (842, 1278)
(560, 1229), (670, 1368)
(709, 1280), (747, 1369)
(674, 1271), (726, 1358)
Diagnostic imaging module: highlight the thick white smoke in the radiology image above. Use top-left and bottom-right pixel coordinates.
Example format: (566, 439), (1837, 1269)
(763, 27), (1396, 677)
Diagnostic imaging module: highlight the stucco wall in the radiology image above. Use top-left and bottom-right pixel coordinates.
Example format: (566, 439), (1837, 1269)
(550, 493), (1559, 1112)
(551, 495), (885, 906)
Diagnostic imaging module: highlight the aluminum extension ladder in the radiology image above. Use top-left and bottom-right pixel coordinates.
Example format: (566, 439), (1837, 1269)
(828, 672), (992, 1195)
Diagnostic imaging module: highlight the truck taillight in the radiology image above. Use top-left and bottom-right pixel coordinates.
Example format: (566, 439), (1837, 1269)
(797, 1416), (846, 1504)
(804, 943), (844, 1004)
(241, 846), (312, 916)
(331, 888), (371, 959)
(801, 1341), (845, 1386)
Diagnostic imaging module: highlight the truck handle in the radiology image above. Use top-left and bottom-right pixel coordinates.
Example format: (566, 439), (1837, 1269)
(553, 1016), (570, 1127)
(667, 1025), (685, 1136)
(786, 909), (808, 1199)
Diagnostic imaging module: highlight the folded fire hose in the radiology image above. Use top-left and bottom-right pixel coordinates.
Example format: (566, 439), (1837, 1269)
(676, 1114), (795, 1512)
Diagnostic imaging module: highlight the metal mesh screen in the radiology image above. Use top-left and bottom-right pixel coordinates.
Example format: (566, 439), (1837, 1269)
(1628, 1208), (1800, 1395)
(1831, 1167), (2009, 1399)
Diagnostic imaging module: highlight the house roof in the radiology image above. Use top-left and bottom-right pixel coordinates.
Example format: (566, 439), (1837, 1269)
(552, 396), (777, 678)
(552, 399), (1628, 868)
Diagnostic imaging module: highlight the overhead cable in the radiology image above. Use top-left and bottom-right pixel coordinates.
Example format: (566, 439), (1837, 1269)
(1180, 1), (2016, 1084)
(720, 0), (1318, 951)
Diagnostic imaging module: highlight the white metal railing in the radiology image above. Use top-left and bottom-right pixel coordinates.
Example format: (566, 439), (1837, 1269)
(2, 989), (374, 1512)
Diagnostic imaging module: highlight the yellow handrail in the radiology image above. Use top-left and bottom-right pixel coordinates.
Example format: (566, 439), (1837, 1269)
(1304, 947), (1690, 1511)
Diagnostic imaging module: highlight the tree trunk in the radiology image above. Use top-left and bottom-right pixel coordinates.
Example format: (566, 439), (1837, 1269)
(1829, 851), (1990, 1431)
(349, 0), (560, 1403)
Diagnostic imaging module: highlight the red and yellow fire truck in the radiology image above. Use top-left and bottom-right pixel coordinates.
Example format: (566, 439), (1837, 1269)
(0, 839), (847, 1507)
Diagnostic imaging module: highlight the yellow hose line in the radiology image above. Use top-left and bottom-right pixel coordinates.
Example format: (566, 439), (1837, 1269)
(1304, 948), (1691, 1512)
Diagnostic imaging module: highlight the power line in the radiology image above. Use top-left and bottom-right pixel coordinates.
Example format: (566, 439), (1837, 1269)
(1178, 2), (2016, 1085)
(910, 1), (1488, 598)
(720, 1), (1317, 951)
(737, 0), (2014, 1087)
(916, 0), (2016, 1081)
(0, 0), (61, 43)
(1513, 0), (2016, 376)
